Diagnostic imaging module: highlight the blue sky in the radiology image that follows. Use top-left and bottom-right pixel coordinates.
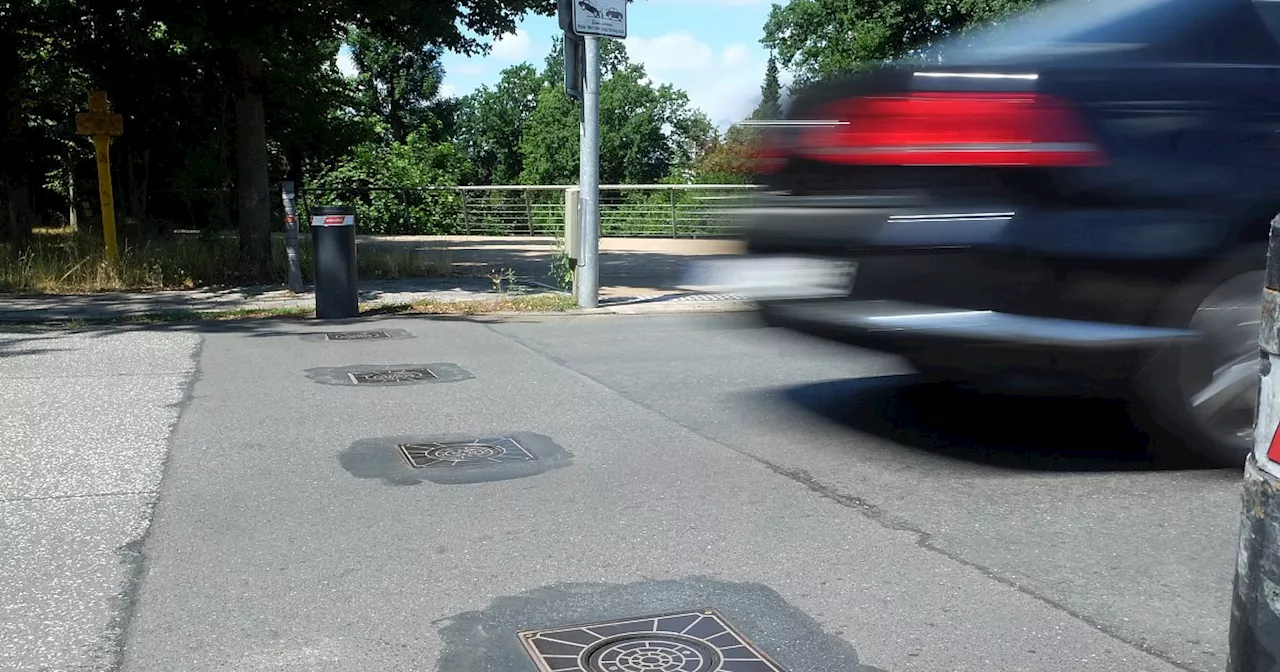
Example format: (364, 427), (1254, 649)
(339, 0), (787, 130)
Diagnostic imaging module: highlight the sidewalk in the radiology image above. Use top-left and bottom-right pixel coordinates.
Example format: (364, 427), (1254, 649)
(0, 237), (751, 322)
(359, 235), (744, 299)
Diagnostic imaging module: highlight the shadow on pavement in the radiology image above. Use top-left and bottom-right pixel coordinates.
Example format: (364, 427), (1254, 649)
(781, 374), (1229, 473)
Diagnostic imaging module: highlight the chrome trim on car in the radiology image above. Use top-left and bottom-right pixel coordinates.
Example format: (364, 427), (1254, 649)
(767, 300), (1200, 349)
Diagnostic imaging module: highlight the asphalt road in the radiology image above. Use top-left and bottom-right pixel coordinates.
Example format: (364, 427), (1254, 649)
(2, 313), (1243, 672)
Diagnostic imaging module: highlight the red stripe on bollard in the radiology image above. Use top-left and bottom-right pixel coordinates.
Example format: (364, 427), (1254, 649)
(1269, 424), (1280, 462)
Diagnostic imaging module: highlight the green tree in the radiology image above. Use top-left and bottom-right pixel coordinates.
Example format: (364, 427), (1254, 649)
(347, 30), (454, 144)
(692, 125), (760, 185)
(518, 38), (713, 185)
(762, 0), (1045, 88)
(751, 55), (784, 120)
(455, 64), (544, 184)
(139, 0), (555, 275)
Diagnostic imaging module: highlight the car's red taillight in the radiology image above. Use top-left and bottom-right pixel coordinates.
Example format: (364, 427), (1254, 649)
(796, 92), (1107, 167)
(749, 132), (788, 175)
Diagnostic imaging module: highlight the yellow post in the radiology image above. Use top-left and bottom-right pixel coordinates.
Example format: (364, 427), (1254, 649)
(76, 91), (124, 265)
(92, 136), (117, 264)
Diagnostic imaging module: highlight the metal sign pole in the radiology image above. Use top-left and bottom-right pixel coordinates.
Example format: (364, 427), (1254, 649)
(576, 36), (601, 309)
(281, 181), (304, 293)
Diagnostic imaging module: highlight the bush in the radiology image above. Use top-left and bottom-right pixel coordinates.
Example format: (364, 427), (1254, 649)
(309, 132), (472, 235)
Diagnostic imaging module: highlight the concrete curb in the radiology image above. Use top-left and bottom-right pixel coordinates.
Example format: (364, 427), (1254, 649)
(1228, 455), (1280, 672)
(0, 298), (759, 326)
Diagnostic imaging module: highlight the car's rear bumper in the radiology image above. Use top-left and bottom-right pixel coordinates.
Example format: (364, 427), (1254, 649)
(757, 298), (1199, 386)
(759, 299), (1197, 350)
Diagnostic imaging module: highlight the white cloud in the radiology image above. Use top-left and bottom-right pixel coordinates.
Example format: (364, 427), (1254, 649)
(722, 44), (751, 66)
(625, 33), (714, 74)
(439, 83), (459, 99)
(625, 32), (769, 130)
(490, 29), (533, 61)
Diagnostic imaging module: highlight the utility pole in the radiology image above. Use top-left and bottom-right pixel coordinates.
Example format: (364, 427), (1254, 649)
(577, 35), (601, 309)
(1227, 214), (1280, 671)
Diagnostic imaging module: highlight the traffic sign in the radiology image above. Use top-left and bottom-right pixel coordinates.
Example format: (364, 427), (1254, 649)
(564, 31), (584, 101)
(572, 0), (626, 38)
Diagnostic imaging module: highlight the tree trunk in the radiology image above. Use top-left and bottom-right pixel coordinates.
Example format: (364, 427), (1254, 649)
(3, 179), (32, 249)
(234, 42), (272, 278)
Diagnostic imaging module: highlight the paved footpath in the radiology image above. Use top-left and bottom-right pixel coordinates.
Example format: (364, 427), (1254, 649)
(2, 312), (1242, 672)
(0, 328), (200, 671)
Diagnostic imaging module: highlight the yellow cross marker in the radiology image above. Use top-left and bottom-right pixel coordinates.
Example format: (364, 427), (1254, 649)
(75, 91), (124, 264)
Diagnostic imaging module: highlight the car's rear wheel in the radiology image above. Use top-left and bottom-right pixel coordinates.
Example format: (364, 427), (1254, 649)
(1135, 246), (1265, 466)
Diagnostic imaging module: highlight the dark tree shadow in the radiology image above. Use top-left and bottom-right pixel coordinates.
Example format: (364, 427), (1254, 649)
(775, 374), (1230, 473)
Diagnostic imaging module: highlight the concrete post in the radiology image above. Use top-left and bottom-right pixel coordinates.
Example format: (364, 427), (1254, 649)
(1228, 214), (1280, 672)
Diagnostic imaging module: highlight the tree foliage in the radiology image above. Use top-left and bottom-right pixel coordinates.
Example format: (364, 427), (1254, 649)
(511, 37), (714, 186)
(751, 55), (784, 120)
(2, 0), (555, 276)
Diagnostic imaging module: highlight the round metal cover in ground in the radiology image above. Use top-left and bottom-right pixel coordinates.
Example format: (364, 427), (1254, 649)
(586, 634), (718, 672)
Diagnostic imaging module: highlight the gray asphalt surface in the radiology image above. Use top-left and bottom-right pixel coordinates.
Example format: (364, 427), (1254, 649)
(3, 314), (1243, 672)
(0, 329), (199, 671)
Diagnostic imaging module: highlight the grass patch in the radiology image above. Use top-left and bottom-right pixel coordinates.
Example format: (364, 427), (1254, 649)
(0, 230), (453, 294)
(389, 293), (578, 315)
(75, 292), (579, 325)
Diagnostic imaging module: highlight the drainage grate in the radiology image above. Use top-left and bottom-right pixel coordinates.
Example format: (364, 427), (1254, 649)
(398, 437), (536, 469)
(519, 609), (786, 672)
(347, 368), (437, 385)
(325, 331), (392, 341)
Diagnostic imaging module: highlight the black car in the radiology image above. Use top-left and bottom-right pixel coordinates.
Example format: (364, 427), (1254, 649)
(735, 0), (1280, 465)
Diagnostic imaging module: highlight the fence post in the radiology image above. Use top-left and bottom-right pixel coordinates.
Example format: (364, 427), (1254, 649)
(402, 189), (410, 232)
(1227, 213), (1280, 672)
(670, 187), (678, 238)
(525, 189), (535, 235)
(460, 190), (470, 235)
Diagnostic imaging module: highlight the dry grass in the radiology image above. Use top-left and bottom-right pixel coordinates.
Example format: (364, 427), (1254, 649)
(0, 230), (453, 294)
(109, 292), (578, 324)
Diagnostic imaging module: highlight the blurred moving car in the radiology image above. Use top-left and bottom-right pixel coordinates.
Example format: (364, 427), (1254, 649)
(731, 0), (1280, 465)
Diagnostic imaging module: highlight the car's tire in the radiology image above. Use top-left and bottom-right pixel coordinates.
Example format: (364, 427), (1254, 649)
(1133, 244), (1266, 467)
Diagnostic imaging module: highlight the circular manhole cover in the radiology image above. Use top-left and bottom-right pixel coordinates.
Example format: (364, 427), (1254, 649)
(585, 635), (719, 672)
(423, 443), (503, 461)
(358, 370), (430, 383)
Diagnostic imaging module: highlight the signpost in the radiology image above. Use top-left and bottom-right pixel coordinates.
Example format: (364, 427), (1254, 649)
(75, 91), (123, 265)
(558, 0), (625, 308)
(280, 181), (304, 293)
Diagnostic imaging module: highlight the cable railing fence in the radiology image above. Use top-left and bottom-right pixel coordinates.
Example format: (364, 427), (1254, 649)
(295, 184), (760, 238)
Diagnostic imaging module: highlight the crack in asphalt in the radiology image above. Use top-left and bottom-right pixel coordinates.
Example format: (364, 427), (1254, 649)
(487, 322), (1204, 672)
(107, 334), (206, 672)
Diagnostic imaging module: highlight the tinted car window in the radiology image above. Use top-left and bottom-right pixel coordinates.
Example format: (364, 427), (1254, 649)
(939, 0), (1279, 64)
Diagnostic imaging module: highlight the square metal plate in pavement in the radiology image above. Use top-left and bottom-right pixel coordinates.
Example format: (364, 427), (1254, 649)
(519, 608), (787, 672)
(347, 368), (438, 385)
(325, 331), (392, 341)
(398, 437), (536, 469)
